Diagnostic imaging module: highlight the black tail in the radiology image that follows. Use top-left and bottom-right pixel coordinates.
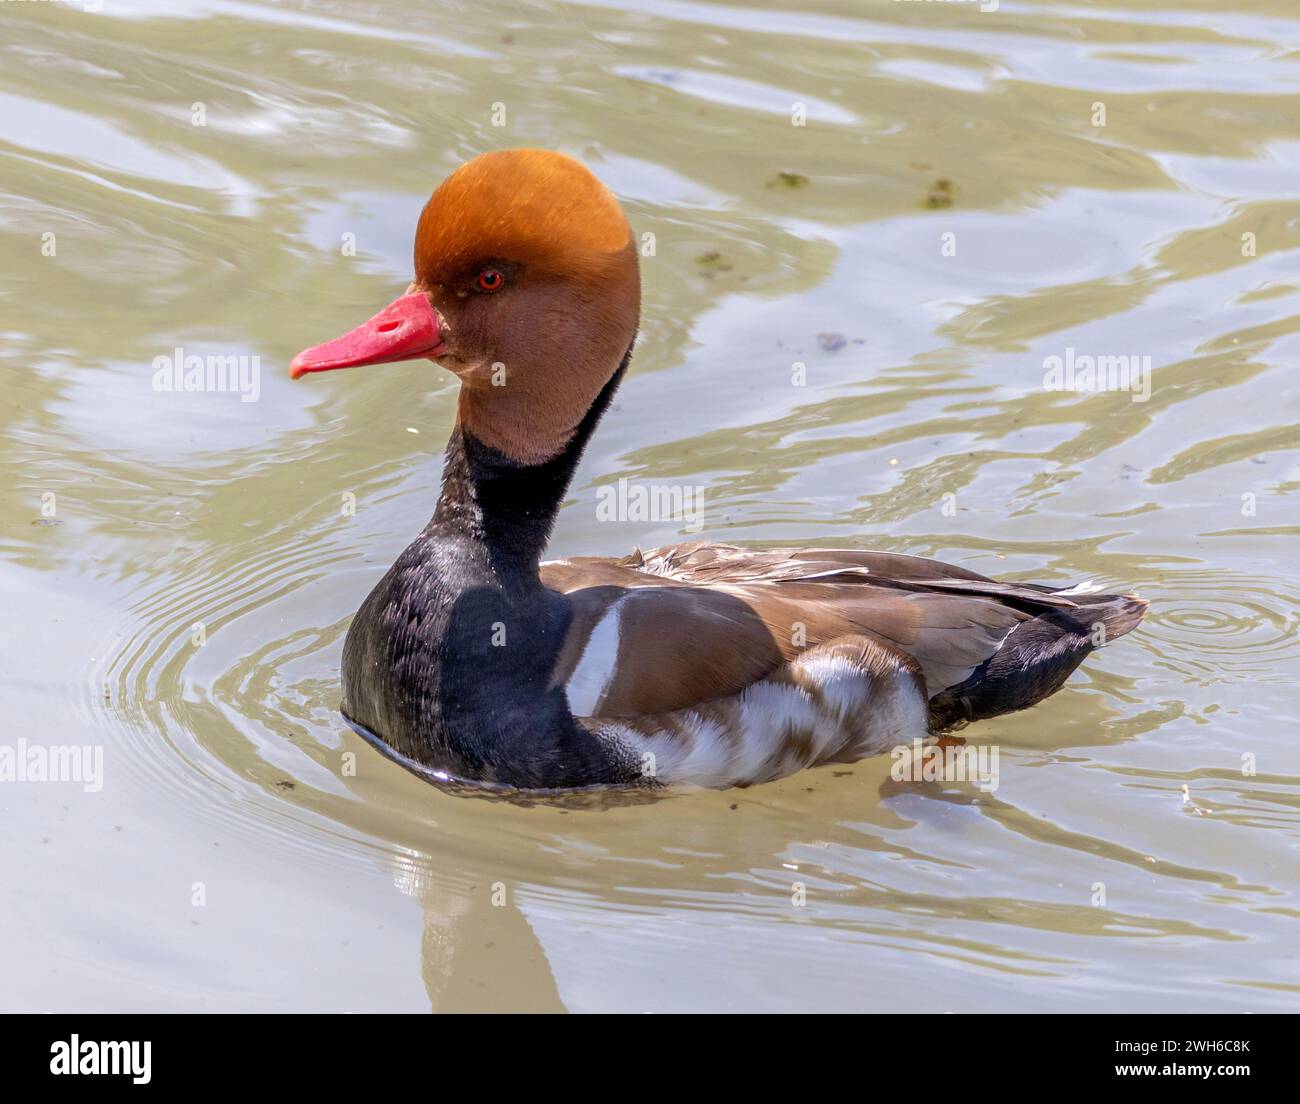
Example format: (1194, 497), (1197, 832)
(928, 591), (1147, 730)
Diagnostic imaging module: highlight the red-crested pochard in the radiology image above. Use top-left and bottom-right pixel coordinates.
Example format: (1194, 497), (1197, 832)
(291, 149), (1147, 791)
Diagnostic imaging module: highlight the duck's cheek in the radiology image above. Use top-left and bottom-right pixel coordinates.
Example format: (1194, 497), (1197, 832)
(431, 351), (491, 383)
(462, 359), (502, 385)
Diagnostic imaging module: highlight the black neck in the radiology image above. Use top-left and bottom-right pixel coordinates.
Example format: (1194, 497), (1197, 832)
(426, 349), (630, 582)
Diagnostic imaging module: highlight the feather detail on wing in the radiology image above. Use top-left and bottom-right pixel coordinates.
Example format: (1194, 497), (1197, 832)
(542, 542), (1144, 721)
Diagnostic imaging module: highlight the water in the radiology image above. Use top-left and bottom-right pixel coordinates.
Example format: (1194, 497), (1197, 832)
(2, 0), (1298, 1011)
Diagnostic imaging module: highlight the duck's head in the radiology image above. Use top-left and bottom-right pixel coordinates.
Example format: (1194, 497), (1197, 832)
(291, 149), (640, 463)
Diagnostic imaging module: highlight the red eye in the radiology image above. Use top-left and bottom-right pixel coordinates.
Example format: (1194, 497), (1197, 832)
(477, 269), (504, 292)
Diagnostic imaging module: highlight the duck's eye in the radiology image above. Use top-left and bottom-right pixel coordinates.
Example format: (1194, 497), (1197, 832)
(476, 269), (504, 293)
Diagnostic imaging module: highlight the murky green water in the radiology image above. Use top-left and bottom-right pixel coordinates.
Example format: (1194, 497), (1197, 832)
(2, 0), (1298, 1011)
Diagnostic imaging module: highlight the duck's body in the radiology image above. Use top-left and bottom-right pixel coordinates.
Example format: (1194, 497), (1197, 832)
(293, 149), (1146, 791)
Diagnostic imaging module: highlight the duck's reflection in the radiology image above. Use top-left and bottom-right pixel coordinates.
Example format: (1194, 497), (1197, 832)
(380, 777), (665, 1011)
(390, 847), (565, 1012)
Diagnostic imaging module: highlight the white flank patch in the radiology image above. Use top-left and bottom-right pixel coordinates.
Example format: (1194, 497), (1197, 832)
(799, 655), (872, 723)
(672, 715), (735, 788)
(597, 643), (932, 789)
(734, 682), (817, 782)
(870, 676), (930, 755)
(565, 596), (628, 716)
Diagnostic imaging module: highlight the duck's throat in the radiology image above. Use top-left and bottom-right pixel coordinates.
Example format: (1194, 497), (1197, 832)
(428, 353), (629, 576)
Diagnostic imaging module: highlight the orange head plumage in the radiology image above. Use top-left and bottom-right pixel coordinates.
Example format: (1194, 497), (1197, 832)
(414, 149), (634, 286)
(292, 149), (641, 464)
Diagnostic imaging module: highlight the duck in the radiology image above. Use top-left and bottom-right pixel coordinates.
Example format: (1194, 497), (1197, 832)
(290, 149), (1147, 792)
